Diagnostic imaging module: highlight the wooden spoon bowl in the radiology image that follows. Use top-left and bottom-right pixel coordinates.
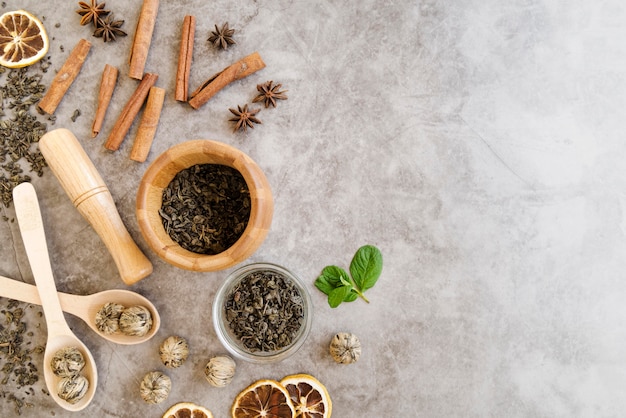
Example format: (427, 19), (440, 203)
(136, 140), (273, 271)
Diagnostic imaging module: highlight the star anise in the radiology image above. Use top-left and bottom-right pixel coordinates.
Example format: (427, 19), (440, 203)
(208, 23), (236, 50)
(252, 81), (288, 108)
(76, 0), (110, 27)
(229, 104), (261, 133)
(93, 14), (127, 43)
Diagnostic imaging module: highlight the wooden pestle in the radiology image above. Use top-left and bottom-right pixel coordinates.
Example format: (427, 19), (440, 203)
(39, 128), (153, 285)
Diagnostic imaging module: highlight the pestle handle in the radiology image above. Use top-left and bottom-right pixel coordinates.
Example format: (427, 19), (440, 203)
(39, 128), (153, 285)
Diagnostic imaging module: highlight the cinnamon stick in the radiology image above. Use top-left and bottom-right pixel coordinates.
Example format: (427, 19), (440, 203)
(175, 15), (195, 102)
(129, 0), (159, 80)
(130, 86), (165, 162)
(92, 64), (119, 138)
(38, 39), (92, 115)
(188, 52), (265, 110)
(104, 73), (159, 151)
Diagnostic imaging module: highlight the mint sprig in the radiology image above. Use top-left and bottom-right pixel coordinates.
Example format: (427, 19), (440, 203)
(315, 245), (383, 308)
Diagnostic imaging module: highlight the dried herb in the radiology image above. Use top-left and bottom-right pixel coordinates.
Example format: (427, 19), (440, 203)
(229, 104), (261, 133)
(225, 270), (304, 352)
(315, 245), (383, 308)
(160, 164), (251, 255)
(252, 81), (288, 108)
(93, 14), (127, 43)
(0, 299), (45, 415)
(0, 66), (49, 210)
(76, 0), (109, 27)
(208, 22), (236, 50)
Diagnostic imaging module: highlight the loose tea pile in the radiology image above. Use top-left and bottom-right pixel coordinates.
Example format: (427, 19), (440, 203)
(160, 164), (251, 255)
(0, 65), (50, 210)
(0, 299), (45, 416)
(224, 270), (305, 352)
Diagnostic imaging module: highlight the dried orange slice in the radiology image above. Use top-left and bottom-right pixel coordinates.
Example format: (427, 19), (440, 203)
(163, 401), (214, 418)
(280, 374), (332, 418)
(0, 10), (49, 68)
(232, 379), (295, 418)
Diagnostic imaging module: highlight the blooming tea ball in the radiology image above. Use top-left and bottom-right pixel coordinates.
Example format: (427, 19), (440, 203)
(119, 305), (153, 337)
(94, 302), (124, 334)
(140, 371), (171, 404)
(57, 375), (89, 404)
(159, 336), (189, 368)
(329, 332), (361, 364)
(204, 355), (236, 387)
(50, 347), (85, 377)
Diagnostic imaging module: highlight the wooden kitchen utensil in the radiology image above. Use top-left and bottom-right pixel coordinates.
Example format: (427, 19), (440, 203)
(39, 128), (152, 285)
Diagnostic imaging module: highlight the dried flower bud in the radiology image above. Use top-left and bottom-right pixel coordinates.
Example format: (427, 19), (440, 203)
(119, 305), (153, 337)
(140, 371), (171, 404)
(159, 336), (189, 368)
(329, 332), (361, 364)
(57, 375), (89, 404)
(204, 355), (236, 387)
(94, 302), (124, 334)
(50, 347), (85, 377)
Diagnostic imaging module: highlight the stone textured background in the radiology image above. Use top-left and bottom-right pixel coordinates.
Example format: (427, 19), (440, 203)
(1, 0), (625, 417)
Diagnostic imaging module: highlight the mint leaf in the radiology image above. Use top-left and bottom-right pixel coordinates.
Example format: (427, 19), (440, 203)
(343, 291), (358, 302)
(321, 265), (351, 287)
(350, 245), (383, 291)
(329, 285), (352, 308)
(315, 245), (383, 308)
(314, 275), (334, 295)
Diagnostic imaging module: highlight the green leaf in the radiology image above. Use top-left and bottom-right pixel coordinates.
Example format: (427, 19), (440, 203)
(343, 291), (359, 302)
(321, 265), (351, 287)
(350, 245), (383, 291)
(314, 275), (334, 295)
(328, 285), (352, 308)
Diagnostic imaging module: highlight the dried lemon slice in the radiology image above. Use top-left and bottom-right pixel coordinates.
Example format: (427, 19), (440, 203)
(280, 374), (332, 418)
(232, 379), (295, 418)
(0, 9), (49, 68)
(163, 402), (214, 418)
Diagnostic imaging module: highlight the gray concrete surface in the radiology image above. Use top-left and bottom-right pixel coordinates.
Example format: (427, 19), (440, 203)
(1, 0), (625, 417)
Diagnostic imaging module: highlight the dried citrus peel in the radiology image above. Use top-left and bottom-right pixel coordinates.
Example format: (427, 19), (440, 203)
(0, 10), (49, 68)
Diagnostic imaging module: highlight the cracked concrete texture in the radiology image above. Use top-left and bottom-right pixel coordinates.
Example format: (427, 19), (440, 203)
(1, 0), (625, 417)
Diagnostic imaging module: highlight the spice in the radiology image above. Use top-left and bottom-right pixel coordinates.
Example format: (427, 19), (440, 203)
(93, 14), (127, 43)
(229, 104), (262, 133)
(57, 375), (89, 404)
(129, 86), (165, 163)
(50, 347), (85, 377)
(94, 302), (124, 334)
(188, 52), (265, 109)
(105, 72), (158, 151)
(129, 0), (159, 79)
(160, 164), (251, 255)
(208, 23), (236, 50)
(37, 38), (92, 115)
(204, 355), (235, 387)
(119, 305), (153, 336)
(76, 0), (109, 27)
(329, 332), (361, 364)
(252, 81), (288, 108)
(140, 371), (170, 404)
(159, 336), (189, 369)
(224, 270), (305, 352)
(91, 64), (118, 137)
(175, 15), (195, 102)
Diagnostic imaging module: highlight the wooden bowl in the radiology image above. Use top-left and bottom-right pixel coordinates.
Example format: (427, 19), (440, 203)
(136, 140), (273, 271)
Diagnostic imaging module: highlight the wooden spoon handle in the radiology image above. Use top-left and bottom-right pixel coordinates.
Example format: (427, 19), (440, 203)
(13, 183), (70, 335)
(39, 128), (153, 285)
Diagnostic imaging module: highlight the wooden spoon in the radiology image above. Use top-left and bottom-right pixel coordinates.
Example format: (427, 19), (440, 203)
(0, 275), (160, 345)
(13, 182), (97, 412)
